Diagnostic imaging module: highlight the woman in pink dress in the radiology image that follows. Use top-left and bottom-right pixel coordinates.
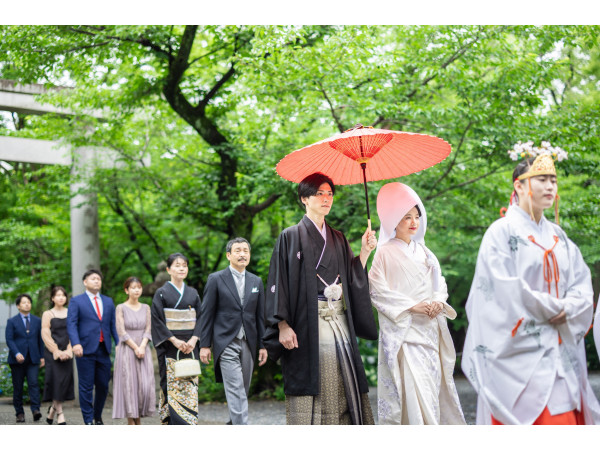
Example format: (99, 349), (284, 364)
(112, 277), (156, 424)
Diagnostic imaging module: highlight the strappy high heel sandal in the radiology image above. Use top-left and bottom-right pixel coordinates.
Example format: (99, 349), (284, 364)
(56, 410), (66, 425)
(46, 405), (55, 425)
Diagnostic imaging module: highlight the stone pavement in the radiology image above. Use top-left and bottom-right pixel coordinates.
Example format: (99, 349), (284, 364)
(2, 374), (600, 425)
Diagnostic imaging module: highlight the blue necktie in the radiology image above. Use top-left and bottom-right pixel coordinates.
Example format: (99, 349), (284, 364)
(25, 316), (30, 333)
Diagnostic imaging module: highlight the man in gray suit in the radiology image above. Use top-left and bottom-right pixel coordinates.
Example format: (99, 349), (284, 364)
(199, 237), (267, 425)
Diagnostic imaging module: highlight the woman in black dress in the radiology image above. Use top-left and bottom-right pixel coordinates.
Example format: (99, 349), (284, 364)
(41, 286), (74, 425)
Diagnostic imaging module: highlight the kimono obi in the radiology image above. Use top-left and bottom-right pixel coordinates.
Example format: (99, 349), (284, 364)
(164, 308), (197, 331)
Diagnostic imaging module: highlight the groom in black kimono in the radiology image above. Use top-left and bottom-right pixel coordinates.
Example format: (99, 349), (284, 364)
(263, 172), (378, 425)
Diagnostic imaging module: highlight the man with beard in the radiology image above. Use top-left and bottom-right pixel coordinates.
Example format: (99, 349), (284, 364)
(199, 237), (267, 425)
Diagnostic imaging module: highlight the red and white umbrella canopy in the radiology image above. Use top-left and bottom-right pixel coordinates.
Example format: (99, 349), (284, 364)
(276, 126), (452, 185)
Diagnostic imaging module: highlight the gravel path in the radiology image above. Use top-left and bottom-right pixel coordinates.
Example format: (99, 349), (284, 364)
(2, 374), (599, 425)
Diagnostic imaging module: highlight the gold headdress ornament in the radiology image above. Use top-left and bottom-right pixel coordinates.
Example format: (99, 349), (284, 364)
(504, 141), (568, 224)
(516, 153), (557, 180)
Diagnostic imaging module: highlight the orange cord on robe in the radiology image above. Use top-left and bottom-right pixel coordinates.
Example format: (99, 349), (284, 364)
(528, 235), (560, 297)
(511, 318), (524, 337)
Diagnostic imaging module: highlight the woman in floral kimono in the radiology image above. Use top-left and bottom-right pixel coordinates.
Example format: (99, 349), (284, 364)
(151, 253), (202, 425)
(462, 148), (600, 425)
(369, 182), (465, 425)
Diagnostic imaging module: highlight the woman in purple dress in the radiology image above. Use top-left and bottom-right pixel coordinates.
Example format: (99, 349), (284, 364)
(112, 277), (156, 424)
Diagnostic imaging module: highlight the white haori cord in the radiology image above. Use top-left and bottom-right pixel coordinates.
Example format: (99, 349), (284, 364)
(317, 274), (342, 310)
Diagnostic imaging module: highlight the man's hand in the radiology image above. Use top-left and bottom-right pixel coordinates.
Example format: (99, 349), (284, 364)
(73, 344), (83, 358)
(200, 347), (212, 364)
(258, 349), (268, 366)
(16, 353), (25, 363)
(278, 321), (298, 350)
(359, 225), (378, 267)
(39, 358), (45, 368)
(549, 310), (567, 325)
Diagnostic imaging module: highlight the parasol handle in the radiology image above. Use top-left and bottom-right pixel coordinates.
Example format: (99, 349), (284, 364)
(360, 162), (371, 226)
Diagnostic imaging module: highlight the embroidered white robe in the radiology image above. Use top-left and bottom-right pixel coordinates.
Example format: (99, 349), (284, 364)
(462, 205), (600, 424)
(369, 238), (465, 424)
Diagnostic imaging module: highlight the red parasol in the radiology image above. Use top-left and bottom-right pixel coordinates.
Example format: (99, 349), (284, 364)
(276, 124), (452, 225)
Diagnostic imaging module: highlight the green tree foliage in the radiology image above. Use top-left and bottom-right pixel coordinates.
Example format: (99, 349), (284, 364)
(1, 26), (599, 395)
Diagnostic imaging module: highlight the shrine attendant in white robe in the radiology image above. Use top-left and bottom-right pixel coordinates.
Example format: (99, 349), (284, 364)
(593, 294), (600, 362)
(369, 182), (465, 425)
(462, 152), (600, 425)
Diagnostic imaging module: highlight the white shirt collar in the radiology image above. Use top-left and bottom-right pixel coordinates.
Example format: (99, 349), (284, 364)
(86, 290), (101, 300)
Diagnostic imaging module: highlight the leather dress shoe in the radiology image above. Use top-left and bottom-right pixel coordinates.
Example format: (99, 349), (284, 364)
(16, 413), (25, 423)
(94, 418), (104, 425)
(85, 422), (94, 425)
(33, 410), (42, 421)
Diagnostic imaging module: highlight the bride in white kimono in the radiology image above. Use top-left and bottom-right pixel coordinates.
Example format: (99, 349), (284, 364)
(369, 182), (465, 425)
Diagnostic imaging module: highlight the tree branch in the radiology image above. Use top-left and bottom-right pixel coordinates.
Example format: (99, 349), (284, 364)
(549, 88), (560, 106)
(425, 165), (504, 200)
(172, 229), (203, 263)
(103, 186), (156, 279)
(64, 26), (170, 58)
(162, 147), (218, 167)
(249, 193), (282, 216)
(105, 249), (135, 285)
(315, 80), (346, 133)
(197, 64), (236, 111)
(429, 120), (473, 188)
(406, 27), (486, 99)
(188, 42), (232, 66)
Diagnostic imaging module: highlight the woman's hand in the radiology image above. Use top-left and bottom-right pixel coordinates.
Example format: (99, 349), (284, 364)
(279, 321), (299, 350)
(409, 301), (430, 316)
(427, 301), (444, 319)
(186, 336), (199, 353)
(170, 337), (190, 353)
(134, 346), (145, 359)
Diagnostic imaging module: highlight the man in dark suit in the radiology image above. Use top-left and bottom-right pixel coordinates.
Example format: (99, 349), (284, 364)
(5, 294), (45, 423)
(66, 269), (118, 425)
(200, 237), (267, 425)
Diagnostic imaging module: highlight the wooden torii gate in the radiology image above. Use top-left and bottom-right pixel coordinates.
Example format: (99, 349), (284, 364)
(0, 80), (144, 296)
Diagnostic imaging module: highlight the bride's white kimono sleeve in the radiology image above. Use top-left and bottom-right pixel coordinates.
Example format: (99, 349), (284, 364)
(461, 205), (600, 425)
(369, 241), (465, 424)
